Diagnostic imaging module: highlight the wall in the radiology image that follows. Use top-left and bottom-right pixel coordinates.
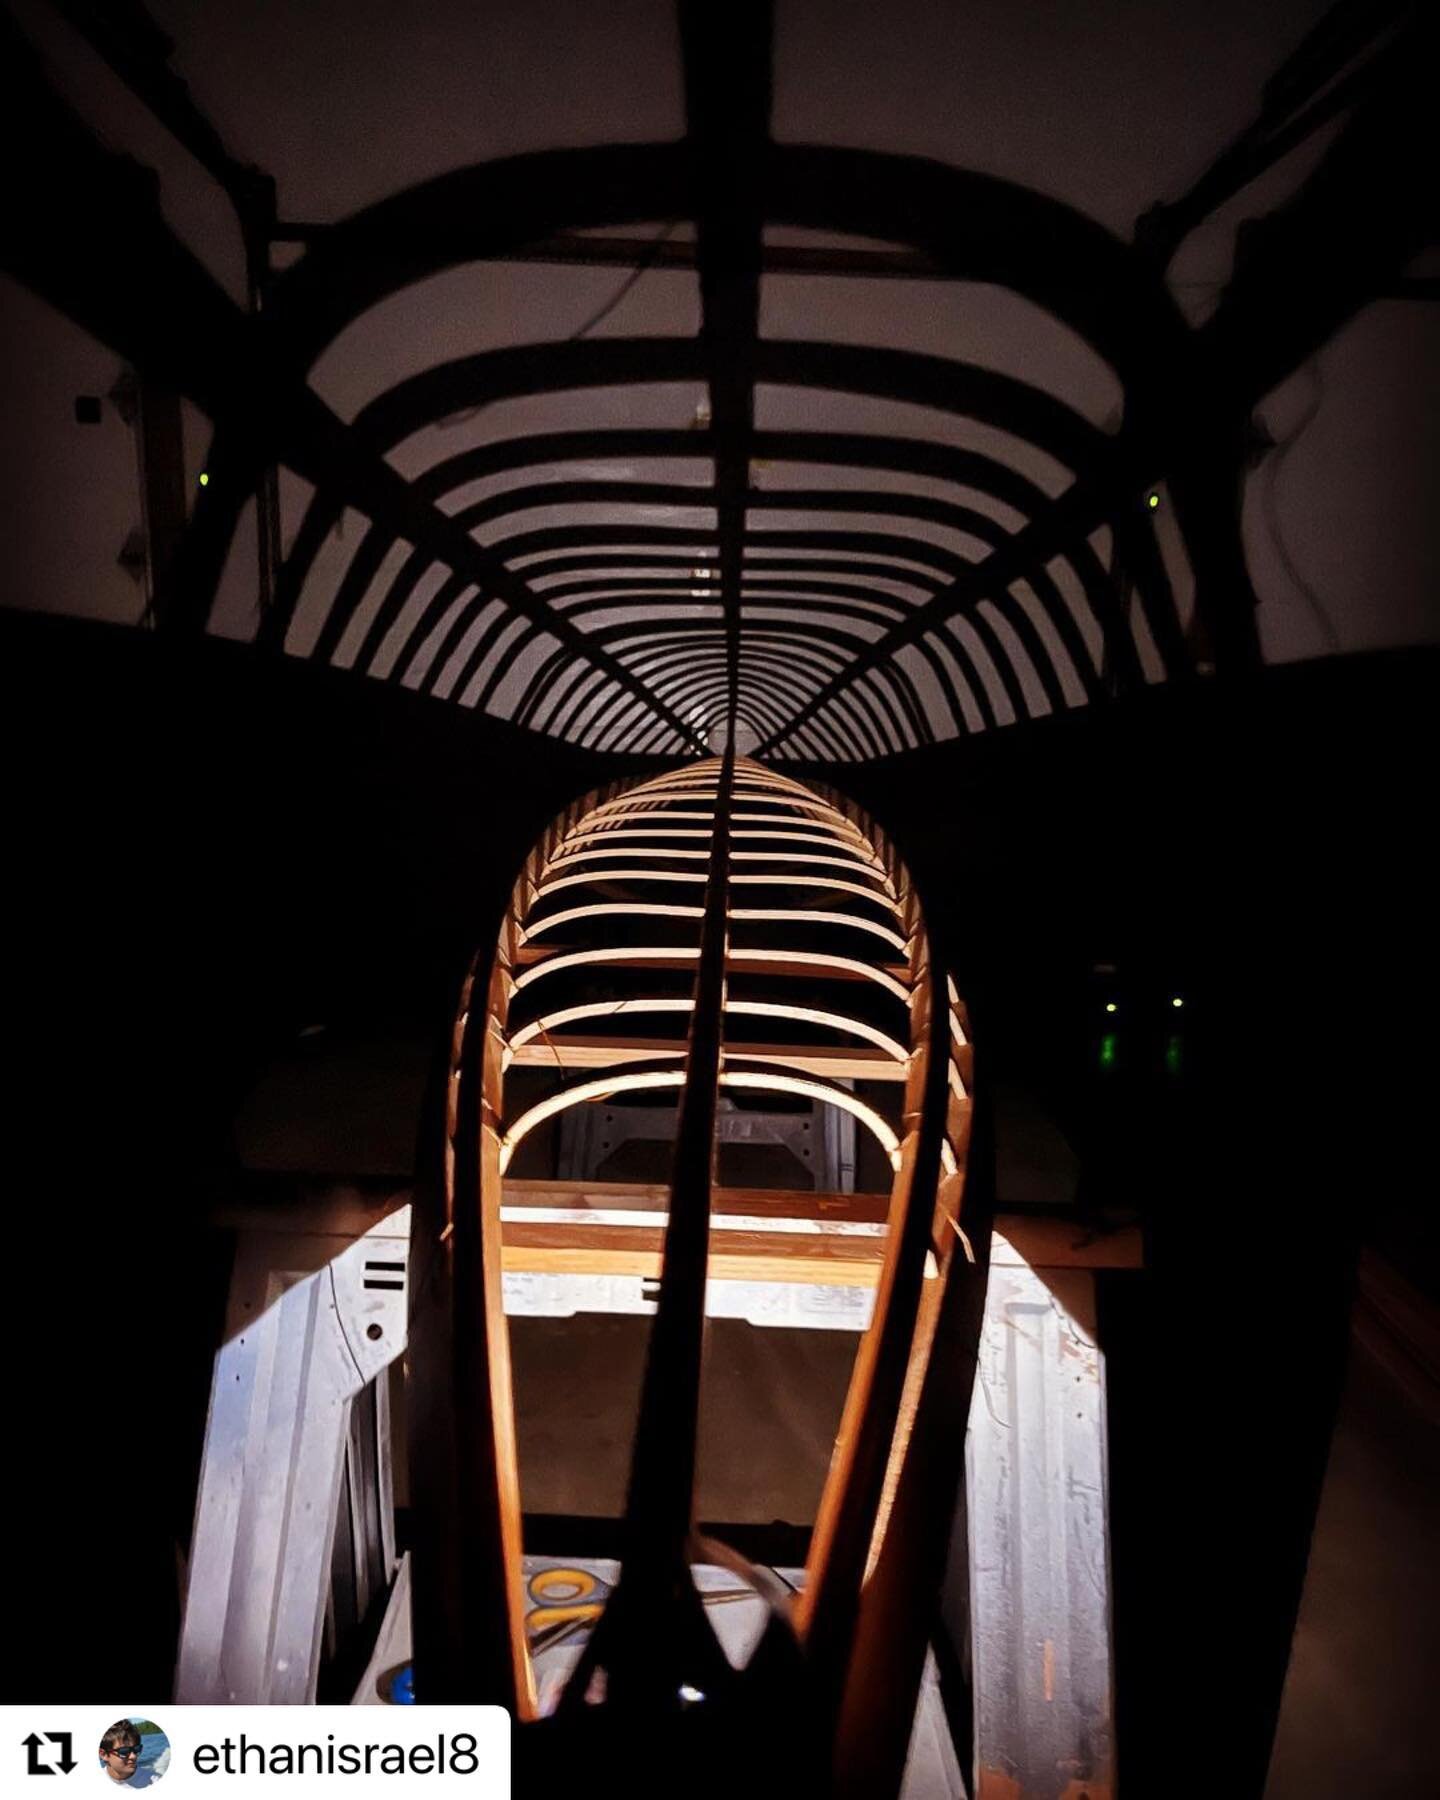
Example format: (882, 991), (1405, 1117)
(1265, 1283), (1440, 1799)
(4, 609), (665, 1698)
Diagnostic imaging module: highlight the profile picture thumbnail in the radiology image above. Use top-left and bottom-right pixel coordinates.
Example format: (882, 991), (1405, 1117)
(97, 1719), (170, 1789)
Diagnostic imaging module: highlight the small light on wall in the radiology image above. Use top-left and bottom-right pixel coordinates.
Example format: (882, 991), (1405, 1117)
(199, 471), (210, 487)
(1104, 1001), (1117, 1014)
(1146, 491), (1159, 510)
(1171, 996), (1184, 1008)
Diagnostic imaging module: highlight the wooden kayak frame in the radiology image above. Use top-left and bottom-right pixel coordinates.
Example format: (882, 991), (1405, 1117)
(410, 750), (987, 1795)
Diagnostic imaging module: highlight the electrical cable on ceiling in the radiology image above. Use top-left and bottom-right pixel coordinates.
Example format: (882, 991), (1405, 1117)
(567, 219), (680, 341)
(436, 219), (681, 431)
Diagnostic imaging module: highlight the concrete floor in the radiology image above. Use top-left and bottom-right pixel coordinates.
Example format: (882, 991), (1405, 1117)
(1264, 1341), (1440, 1799)
(510, 1312), (859, 1524)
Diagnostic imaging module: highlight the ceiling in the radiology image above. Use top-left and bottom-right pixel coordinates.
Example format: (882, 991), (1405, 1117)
(3, 0), (1433, 759)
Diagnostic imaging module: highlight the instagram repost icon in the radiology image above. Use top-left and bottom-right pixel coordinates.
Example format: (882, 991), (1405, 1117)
(97, 1720), (170, 1790)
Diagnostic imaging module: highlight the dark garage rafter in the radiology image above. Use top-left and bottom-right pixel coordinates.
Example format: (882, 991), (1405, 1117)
(2, 0), (1431, 761)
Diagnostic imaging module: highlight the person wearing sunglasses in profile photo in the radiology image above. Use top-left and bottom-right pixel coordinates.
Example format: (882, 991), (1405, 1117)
(97, 1720), (170, 1789)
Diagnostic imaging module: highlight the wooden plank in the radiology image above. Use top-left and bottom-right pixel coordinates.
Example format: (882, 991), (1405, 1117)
(501, 1244), (882, 1288)
(502, 1177), (891, 1225)
(500, 1218), (886, 1266)
(499, 1182), (1140, 1267)
(508, 1035), (908, 1080)
(208, 1185), (1139, 1272)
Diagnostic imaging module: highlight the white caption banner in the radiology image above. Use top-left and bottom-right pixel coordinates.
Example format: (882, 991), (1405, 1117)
(1, 1706), (510, 1797)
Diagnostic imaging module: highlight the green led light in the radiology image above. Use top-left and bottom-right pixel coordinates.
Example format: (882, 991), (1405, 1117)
(1146, 491), (1159, 510)
(1171, 996), (1184, 1008)
(1104, 1001), (1117, 1014)
(199, 471), (210, 487)
(1099, 1032), (1118, 1071)
(1164, 1033), (1183, 1076)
